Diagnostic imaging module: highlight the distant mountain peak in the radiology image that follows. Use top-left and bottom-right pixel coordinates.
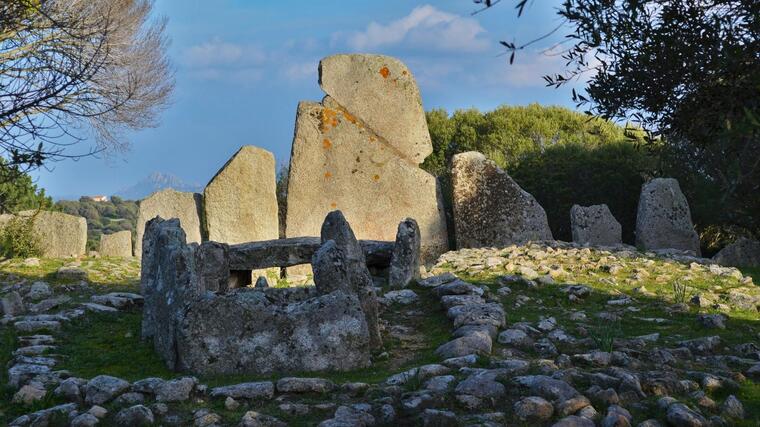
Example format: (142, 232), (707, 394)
(115, 172), (203, 201)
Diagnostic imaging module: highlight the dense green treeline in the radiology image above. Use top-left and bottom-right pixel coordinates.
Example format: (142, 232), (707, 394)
(422, 104), (755, 254)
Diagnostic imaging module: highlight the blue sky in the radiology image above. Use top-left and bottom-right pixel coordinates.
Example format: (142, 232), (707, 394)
(34, 0), (576, 198)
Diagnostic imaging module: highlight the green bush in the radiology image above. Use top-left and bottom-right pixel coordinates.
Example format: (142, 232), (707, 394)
(0, 213), (42, 258)
(423, 104), (653, 244)
(509, 142), (656, 243)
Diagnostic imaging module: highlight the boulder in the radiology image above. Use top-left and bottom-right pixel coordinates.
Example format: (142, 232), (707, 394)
(285, 55), (448, 270)
(570, 204), (622, 246)
(318, 54), (432, 164)
(135, 189), (203, 257)
(451, 151), (552, 249)
(98, 230), (132, 257)
(1, 210), (87, 258)
(635, 178), (700, 255)
(713, 238), (760, 267)
(388, 218), (421, 288)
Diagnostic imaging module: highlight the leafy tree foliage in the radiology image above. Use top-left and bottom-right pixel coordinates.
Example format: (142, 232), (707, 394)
(56, 197), (138, 250)
(0, 0), (173, 174)
(423, 104), (653, 243)
(484, 0), (760, 239)
(0, 162), (52, 213)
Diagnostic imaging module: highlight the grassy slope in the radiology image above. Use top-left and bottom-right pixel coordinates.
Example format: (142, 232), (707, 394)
(0, 255), (758, 425)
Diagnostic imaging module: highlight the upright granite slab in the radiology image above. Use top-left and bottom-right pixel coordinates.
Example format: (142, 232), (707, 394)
(451, 151), (552, 249)
(286, 54), (448, 267)
(570, 204), (622, 246)
(319, 54), (432, 164)
(135, 189), (203, 258)
(98, 230), (133, 257)
(204, 145), (280, 285)
(635, 178), (700, 255)
(3, 210), (88, 258)
(204, 146), (279, 244)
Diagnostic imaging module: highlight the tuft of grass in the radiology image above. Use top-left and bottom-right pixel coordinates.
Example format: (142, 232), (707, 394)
(592, 321), (622, 352)
(56, 310), (174, 381)
(672, 280), (694, 304)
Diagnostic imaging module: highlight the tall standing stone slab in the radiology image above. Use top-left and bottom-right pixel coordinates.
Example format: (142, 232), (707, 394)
(204, 146), (279, 244)
(570, 204), (622, 246)
(135, 189), (203, 258)
(99, 230), (133, 257)
(15, 210), (87, 258)
(319, 54), (432, 164)
(286, 55), (448, 267)
(451, 151), (553, 249)
(140, 217), (200, 369)
(635, 178), (700, 255)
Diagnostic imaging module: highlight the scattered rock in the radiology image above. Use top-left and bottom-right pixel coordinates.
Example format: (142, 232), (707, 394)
(114, 404), (154, 426)
(85, 375), (130, 405)
(514, 396), (554, 421)
(276, 377), (336, 394)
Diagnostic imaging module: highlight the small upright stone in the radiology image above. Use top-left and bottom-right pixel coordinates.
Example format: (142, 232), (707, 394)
(635, 178), (700, 255)
(570, 204), (622, 246)
(388, 218), (421, 289)
(451, 151), (552, 249)
(135, 188), (203, 257)
(99, 230), (133, 257)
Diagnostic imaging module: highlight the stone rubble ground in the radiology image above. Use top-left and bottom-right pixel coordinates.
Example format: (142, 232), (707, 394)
(0, 241), (759, 426)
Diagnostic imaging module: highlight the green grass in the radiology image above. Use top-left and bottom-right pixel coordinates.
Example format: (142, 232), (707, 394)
(56, 310), (174, 381)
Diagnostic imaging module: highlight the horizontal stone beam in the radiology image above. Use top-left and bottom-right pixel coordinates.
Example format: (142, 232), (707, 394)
(228, 237), (393, 270)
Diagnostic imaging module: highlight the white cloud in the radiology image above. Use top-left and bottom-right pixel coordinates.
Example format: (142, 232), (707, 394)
(183, 38), (266, 67)
(284, 60), (318, 82)
(340, 5), (489, 53)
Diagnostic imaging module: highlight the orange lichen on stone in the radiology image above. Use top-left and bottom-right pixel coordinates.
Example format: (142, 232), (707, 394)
(320, 108), (339, 132)
(369, 136), (376, 142)
(322, 138), (332, 149)
(324, 171), (332, 178)
(402, 70), (408, 75)
(341, 109), (358, 125)
(379, 66), (390, 79)
(373, 174), (380, 181)
(330, 202), (337, 209)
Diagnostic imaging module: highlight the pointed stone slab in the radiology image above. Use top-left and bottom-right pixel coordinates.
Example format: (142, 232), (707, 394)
(204, 145), (279, 244)
(451, 151), (553, 249)
(635, 178), (700, 255)
(319, 54), (432, 164)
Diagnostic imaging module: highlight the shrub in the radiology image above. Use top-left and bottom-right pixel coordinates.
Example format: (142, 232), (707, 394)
(0, 213), (42, 258)
(423, 104), (654, 244)
(509, 141), (656, 243)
